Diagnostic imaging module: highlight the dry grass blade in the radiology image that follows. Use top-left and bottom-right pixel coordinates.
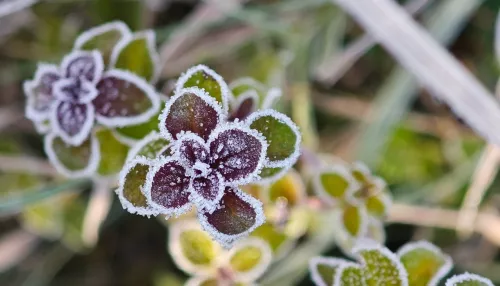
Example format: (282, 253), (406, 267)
(81, 180), (113, 247)
(0, 155), (57, 177)
(315, 0), (431, 85)
(456, 145), (500, 238)
(0, 230), (38, 272)
(333, 0), (500, 147)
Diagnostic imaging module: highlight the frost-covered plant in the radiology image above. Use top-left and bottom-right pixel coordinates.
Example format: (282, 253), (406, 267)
(169, 219), (272, 286)
(309, 239), (493, 286)
(313, 161), (392, 253)
(23, 21), (161, 177)
(115, 65), (301, 247)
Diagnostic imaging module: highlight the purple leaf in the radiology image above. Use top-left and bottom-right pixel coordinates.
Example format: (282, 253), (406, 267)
(53, 77), (98, 103)
(160, 87), (223, 141)
(52, 101), (94, 146)
(229, 94), (257, 122)
(175, 134), (209, 169)
(144, 158), (192, 216)
(93, 69), (160, 127)
(198, 187), (265, 248)
(190, 171), (224, 213)
(208, 126), (267, 185)
(60, 50), (104, 84)
(23, 64), (61, 121)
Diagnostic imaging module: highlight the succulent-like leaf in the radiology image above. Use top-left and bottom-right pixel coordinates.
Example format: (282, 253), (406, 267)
(354, 241), (409, 286)
(168, 220), (220, 276)
(265, 169), (305, 207)
(309, 257), (350, 286)
(185, 277), (219, 286)
(126, 131), (170, 161)
(44, 133), (100, 178)
(314, 165), (359, 205)
(176, 65), (229, 112)
(261, 87), (282, 110)
(160, 87), (223, 141)
(116, 157), (158, 216)
(229, 92), (258, 122)
(198, 187), (265, 248)
(397, 241), (452, 286)
(230, 78), (266, 102)
(366, 217), (386, 245)
(93, 69), (160, 127)
(445, 273), (494, 286)
(246, 110), (301, 168)
(207, 125), (267, 186)
(23, 64), (60, 123)
(251, 222), (291, 256)
(143, 157), (192, 217)
(74, 21), (131, 66)
(110, 30), (160, 83)
(95, 128), (129, 176)
(334, 263), (366, 286)
(229, 238), (272, 283)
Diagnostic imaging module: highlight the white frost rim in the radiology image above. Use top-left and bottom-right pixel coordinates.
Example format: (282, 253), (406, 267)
(44, 132), (100, 178)
(197, 187), (266, 249)
(74, 20), (131, 51)
(126, 131), (169, 162)
(175, 64), (230, 113)
(262, 87), (282, 110)
(159, 86), (225, 141)
(333, 261), (364, 286)
(445, 273), (494, 286)
(397, 240), (453, 286)
(109, 30), (161, 84)
(94, 69), (161, 127)
(245, 109), (301, 169)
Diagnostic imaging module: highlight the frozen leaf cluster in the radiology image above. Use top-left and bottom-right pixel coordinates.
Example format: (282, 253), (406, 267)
(313, 161), (392, 252)
(116, 65), (301, 247)
(169, 219), (272, 286)
(23, 21), (161, 177)
(309, 239), (493, 286)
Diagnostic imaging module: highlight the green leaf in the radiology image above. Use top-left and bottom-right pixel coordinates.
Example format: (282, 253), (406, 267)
(126, 131), (170, 161)
(314, 166), (356, 204)
(45, 134), (99, 177)
(342, 205), (367, 238)
(259, 167), (286, 183)
(115, 105), (162, 141)
(266, 169), (305, 206)
(168, 220), (220, 275)
(116, 158), (156, 216)
(445, 273), (494, 286)
(336, 264), (366, 286)
(95, 129), (129, 176)
(252, 222), (290, 255)
(309, 257), (349, 286)
(355, 243), (408, 286)
(230, 77), (266, 105)
(398, 241), (452, 286)
(177, 65), (229, 110)
(247, 110), (301, 167)
(112, 31), (159, 82)
(75, 21), (130, 66)
(365, 193), (391, 218)
(229, 238), (272, 283)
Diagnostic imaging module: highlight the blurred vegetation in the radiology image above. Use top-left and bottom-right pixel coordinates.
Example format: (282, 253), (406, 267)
(1, 0), (500, 285)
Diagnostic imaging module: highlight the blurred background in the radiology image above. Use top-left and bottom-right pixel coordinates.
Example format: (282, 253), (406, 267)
(1, 0), (500, 285)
